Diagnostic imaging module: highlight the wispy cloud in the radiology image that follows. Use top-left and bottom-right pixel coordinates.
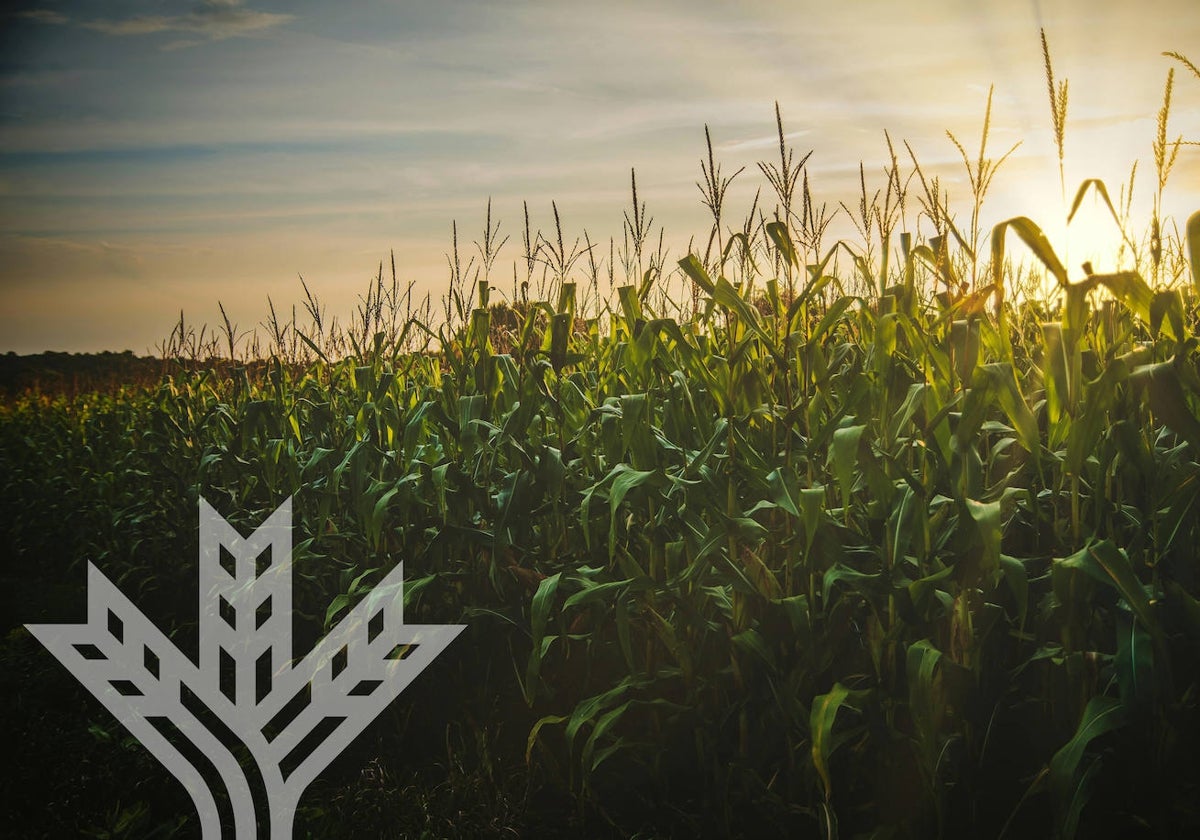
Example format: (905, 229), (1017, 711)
(20, 1), (292, 45)
(17, 8), (69, 25)
(719, 130), (813, 154)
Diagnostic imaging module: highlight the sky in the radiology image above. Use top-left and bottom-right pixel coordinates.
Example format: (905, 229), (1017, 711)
(1, 0), (1198, 354)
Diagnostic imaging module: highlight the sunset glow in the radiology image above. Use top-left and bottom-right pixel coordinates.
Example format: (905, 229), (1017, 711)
(2, 1), (1198, 353)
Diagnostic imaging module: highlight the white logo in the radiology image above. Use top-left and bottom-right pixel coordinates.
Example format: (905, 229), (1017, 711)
(27, 497), (464, 839)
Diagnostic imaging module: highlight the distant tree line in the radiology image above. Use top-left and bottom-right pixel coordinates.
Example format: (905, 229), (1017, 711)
(0, 351), (164, 399)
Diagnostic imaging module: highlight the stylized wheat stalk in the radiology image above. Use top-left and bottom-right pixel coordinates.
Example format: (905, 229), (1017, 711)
(28, 497), (464, 839)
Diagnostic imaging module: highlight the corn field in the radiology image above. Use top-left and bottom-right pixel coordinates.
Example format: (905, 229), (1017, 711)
(3, 44), (1200, 840)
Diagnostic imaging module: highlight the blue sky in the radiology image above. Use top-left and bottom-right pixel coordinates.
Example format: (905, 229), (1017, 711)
(2, 0), (1198, 353)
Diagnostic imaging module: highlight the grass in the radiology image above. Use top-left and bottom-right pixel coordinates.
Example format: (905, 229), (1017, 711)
(3, 35), (1200, 840)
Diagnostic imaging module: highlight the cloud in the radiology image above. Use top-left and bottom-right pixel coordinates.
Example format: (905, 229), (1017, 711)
(719, 130), (813, 154)
(85, 17), (176, 37)
(17, 9), (69, 25)
(19, 1), (292, 43)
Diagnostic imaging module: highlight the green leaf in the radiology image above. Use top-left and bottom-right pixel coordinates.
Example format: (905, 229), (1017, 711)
(609, 465), (657, 558)
(1088, 271), (1154, 328)
(524, 572), (562, 705)
(906, 563), (955, 616)
(1114, 612), (1154, 709)
(530, 572), (562, 648)
(1061, 754), (1105, 840)
(812, 296), (856, 345)
(565, 679), (643, 751)
(1150, 289), (1185, 343)
(906, 639), (944, 771)
(1130, 359), (1200, 450)
(810, 682), (866, 801)
(686, 417), (728, 476)
(678, 254), (715, 295)
(563, 578), (635, 610)
(619, 392), (655, 469)
(1042, 323), (1071, 424)
(766, 468), (802, 517)
(799, 487), (825, 548)
(732, 628), (777, 670)
(526, 714), (569, 765)
(733, 544), (782, 599)
(1065, 350), (1135, 475)
(889, 482), (919, 564)
(1055, 540), (1155, 634)
(1187, 210), (1200, 296)
(1067, 179), (1122, 229)
(713, 276), (776, 351)
(581, 700), (632, 774)
(774, 594), (812, 642)
(324, 593), (350, 632)
(829, 424), (866, 506)
(368, 486), (399, 548)
(992, 216), (1067, 289)
(1000, 555), (1029, 633)
(961, 363), (1040, 460)
(965, 497), (1002, 576)
(548, 312), (571, 372)
(617, 285), (643, 330)
(1049, 695), (1126, 802)
(646, 606), (693, 681)
(295, 329), (330, 364)
(823, 563), (886, 608)
(402, 573), (438, 610)
(765, 220), (799, 269)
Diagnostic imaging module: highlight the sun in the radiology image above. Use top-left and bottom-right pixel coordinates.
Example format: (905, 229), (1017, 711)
(1063, 199), (1126, 278)
(1025, 190), (1129, 285)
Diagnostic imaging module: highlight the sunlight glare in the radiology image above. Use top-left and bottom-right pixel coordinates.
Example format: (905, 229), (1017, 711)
(1064, 197), (1125, 278)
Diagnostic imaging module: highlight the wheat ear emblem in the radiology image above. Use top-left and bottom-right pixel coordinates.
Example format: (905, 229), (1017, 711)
(26, 497), (465, 839)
